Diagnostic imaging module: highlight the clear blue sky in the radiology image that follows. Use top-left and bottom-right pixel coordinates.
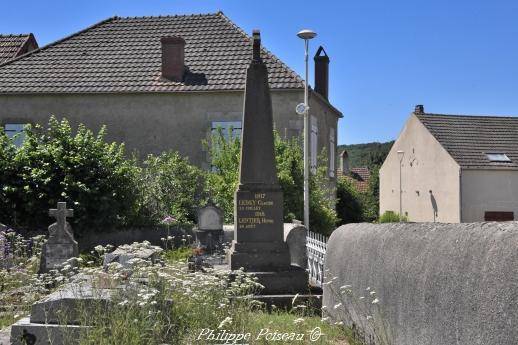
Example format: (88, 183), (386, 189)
(1, 0), (517, 145)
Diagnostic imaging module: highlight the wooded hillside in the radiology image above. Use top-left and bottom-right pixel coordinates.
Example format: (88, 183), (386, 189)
(337, 141), (394, 168)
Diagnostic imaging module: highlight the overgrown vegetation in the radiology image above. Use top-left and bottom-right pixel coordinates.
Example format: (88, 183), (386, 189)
(1, 236), (358, 344)
(141, 152), (205, 224)
(336, 167), (380, 225)
(206, 128), (337, 234)
(0, 117), (141, 234)
(0, 118), (337, 235)
(379, 211), (407, 223)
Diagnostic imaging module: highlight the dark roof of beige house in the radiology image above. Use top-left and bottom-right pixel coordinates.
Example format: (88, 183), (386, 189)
(0, 13), (305, 93)
(416, 112), (518, 169)
(0, 34), (38, 64)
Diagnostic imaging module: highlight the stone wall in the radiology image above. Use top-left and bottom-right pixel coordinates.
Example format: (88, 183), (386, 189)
(0, 90), (339, 171)
(77, 225), (195, 251)
(323, 222), (518, 345)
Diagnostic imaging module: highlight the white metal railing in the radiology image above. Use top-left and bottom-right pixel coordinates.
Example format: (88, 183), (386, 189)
(306, 230), (328, 287)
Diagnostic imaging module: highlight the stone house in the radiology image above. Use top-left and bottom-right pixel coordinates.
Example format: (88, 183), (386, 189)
(0, 34), (38, 64)
(380, 105), (518, 222)
(0, 12), (341, 180)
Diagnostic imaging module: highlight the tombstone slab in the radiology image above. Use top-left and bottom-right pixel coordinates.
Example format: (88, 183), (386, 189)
(103, 242), (162, 270)
(194, 201), (224, 250)
(228, 30), (308, 294)
(39, 202), (78, 273)
(10, 281), (116, 345)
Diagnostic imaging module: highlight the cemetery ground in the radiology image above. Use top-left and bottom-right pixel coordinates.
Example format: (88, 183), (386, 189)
(0, 232), (358, 345)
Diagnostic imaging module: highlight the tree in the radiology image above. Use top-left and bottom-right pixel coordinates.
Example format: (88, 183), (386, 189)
(141, 152), (205, 224)
(336, 177), (363, 224)
(205, 129), (337, 234)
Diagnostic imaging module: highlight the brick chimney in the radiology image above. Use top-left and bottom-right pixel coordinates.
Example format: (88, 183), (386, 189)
(314, 46), (330, 100)
(414, 104), (425, 114)
(161, 36), (185, 82)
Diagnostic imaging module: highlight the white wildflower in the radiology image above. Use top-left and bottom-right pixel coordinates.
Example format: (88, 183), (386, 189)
(372, 298), (379, 304)
(218, 316), (232, 329)
(333, 302), (343, 309)
(293, 318), (305, 324)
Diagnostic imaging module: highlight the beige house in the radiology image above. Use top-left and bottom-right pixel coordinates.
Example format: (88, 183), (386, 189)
(0, 13), (341, 177)
(380, 105), (518, 222)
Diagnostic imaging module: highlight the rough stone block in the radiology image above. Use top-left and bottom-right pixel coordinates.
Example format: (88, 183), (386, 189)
(30, 283), (114, 324)
(323, 222), (518, 345)
(10, 317), (84, 345)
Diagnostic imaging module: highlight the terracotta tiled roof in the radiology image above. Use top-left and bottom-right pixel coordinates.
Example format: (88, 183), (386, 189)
(0, 13), (304, 93)
(0, 34), (37, 64)
(337, 166), (370, 193)
(351, 167), (370, 182)
(416, 112), (518, 169)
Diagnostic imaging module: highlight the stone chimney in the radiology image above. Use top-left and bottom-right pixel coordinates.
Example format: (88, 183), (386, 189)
(340, 150), (349, 175)
(314, 46), (330, 100)
(414, 104), (425, 114)
(161, 36), (185, 82)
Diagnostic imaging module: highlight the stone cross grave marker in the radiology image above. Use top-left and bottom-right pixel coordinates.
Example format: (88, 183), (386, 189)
(39, 202), (79, 273)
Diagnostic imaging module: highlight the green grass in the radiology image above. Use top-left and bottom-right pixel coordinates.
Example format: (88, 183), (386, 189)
(161, 246), (193, 263)
(0, 314), (15, 330)
(229, 311), (361, 345)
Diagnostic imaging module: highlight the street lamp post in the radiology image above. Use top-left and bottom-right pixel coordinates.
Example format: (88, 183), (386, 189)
(397, 150), (405, 222)
(296, 29), (317, 231)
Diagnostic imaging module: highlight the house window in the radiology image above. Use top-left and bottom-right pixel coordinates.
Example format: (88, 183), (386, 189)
(329, 128), (335, 177)
(211, 121), (241, 141)
(486, 153), (511, 162)
(210, 121), (241, 171)
(4, 123), (27, 147)
(484, 211), (514, 221)
(310, 116), (318, 174)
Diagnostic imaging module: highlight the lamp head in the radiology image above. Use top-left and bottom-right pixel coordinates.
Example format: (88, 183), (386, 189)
(297, 29), (317, 40)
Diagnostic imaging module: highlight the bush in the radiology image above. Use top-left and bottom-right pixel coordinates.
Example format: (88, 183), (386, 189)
(141, 152), (205, 224)
(0, 117), (141, 233)
(336, 166), (380, 225)
(205, 129), (337, 234)
(203, 127), (240, 223)
(379, 211), (407, 223)
(336, 177), (363, 224)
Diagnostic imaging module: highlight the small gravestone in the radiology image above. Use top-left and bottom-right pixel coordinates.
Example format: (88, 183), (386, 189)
(39, 202), (79, 273)
(194, 201), (224, 251)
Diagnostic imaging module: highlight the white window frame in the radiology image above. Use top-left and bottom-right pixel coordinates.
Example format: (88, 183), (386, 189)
(310, 116), (318, 174)
(329, 128), (335, 177)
